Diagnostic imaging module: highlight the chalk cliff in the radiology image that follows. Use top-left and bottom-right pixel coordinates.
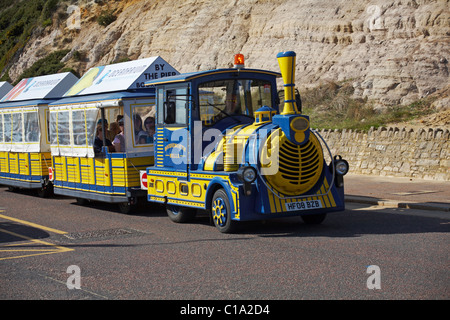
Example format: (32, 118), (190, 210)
(5, 0), (450, 111)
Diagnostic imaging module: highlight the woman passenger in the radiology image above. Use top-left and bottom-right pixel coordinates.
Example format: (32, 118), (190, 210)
(142, 116), (155, 143)
(112, 118), (125, 152)
(93, 125), (112, 154)
(109, 121), (121, 141)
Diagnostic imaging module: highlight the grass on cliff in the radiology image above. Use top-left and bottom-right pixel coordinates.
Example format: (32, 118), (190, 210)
(13, 49), (73, 84)
(0, 0), (60, 80)
(300, 81), (437, 131)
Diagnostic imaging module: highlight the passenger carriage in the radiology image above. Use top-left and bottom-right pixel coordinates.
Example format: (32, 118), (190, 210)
(0, 73), (78, 196)
(48, 57), (178, 213)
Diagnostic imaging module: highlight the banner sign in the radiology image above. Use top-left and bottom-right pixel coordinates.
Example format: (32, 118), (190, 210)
(64, 56), (179, 96)
(0, 82), (13, 100)
(1, 73), (78, 102)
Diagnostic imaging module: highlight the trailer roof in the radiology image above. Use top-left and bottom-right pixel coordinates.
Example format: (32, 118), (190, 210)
(49, 90), (155, 107)
(63, 56), (178, 97)
(0, 73), (78, 102)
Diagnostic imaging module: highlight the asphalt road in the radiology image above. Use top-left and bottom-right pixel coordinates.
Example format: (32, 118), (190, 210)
(0, 185), (448, 304)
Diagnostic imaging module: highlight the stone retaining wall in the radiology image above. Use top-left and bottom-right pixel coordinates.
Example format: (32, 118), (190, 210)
(317, 126), (450, 181)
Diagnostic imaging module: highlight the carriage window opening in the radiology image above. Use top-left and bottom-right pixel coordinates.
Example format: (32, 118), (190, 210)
(49, 111), (58, 145)
(12, 113), (23, 143)
(0, 114), (3, 143)
(24, 112), (39, 143)
(85, 109), (98, 147)
(3, 114), (11, 143)
(73, 110), (86, 146)
(132, 104), (156, 145)
(49, 107), (99, 157)
(57, 111), (70, 146)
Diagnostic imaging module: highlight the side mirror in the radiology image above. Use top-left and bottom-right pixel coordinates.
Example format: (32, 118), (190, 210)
(164, 101), (176, 124)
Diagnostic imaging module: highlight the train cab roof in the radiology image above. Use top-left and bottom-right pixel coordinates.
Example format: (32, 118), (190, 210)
(144, 68), (281, 87)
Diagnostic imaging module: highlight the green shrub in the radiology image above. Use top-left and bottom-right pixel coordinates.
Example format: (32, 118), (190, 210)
(14, 49), (70, 84)
(0, 0), (61, 74)
(40, 0), (59, 21)
(42, 18), (52, 27)
(97, 10), (116, 27)
(301, 81), (437, 131)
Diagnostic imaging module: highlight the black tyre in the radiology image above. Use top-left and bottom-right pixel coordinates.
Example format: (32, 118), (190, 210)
(211, 188), (236, 233)
(166, 205), (196, 223)
(75, 198), (89, 205)
(301, 213), (327, 224)
(118, 202), (137, 214)
(36, 183), (53, 198)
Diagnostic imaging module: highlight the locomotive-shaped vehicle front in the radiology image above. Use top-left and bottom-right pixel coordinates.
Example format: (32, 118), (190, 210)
(143, 51), (349, 232)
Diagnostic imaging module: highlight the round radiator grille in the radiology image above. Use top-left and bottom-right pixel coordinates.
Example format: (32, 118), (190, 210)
(261, 129), (324, 196)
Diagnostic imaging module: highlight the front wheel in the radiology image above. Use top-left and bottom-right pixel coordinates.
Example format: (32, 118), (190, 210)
(211, 189), (236, 233)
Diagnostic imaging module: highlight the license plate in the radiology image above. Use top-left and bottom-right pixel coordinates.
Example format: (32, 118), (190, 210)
(285, 199), (323, 211)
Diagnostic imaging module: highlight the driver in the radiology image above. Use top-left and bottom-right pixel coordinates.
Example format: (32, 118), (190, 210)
(225, 93), (238, 115)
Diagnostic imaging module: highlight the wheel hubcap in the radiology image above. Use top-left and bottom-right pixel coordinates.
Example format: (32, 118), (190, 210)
(212, 198), (227, 227)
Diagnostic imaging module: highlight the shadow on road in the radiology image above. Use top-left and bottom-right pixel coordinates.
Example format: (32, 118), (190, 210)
(0, 222), (50, 244)
(231, 203), (450, 238)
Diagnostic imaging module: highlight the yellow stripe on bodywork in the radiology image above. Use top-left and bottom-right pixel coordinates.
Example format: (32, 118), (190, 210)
(268, 176), (336, 213)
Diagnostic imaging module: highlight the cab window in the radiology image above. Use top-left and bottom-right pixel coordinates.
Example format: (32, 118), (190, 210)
(157, 87), (188, 126)
(198, 79), (272, 126)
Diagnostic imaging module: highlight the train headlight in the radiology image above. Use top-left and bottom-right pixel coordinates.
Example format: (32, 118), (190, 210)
(333, 156), (348, 188)
(237, 166), (257, 196)
(243, 167), (257, 183)
(238, 166), (257, 183)
(334, 157), (349, 176)
(290, 116), (309, 131)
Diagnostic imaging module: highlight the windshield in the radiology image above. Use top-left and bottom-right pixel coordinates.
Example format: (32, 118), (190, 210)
(198, 79), (272, 126)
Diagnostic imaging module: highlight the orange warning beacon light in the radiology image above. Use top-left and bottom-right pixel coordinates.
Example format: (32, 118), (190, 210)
(234, 54), (245, 69)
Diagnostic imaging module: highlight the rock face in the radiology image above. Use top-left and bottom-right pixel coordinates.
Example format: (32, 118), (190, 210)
(320, 126), (450, 180)
(6, 0), (450, 109)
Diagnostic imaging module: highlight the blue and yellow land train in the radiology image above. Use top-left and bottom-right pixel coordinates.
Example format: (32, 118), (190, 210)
(0, 52), (348, 233)
(142, 51), (349, 232)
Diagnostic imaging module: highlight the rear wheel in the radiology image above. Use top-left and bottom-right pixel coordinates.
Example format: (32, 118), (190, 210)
(118, 201), (137, 214)
(75, 198), (89, 205)
(36, 182), (53, 198)
(301, 213), (327, 224)
(211, 189), (236, 233)
(166, 205), (196, 223)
